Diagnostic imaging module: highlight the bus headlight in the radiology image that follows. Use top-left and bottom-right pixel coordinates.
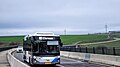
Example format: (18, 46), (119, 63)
(55, 56), (60, 58)
(33, 56), (37, 59)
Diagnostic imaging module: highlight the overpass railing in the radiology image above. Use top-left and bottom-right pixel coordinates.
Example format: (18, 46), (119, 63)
(0, 45), (17, 52)
(61, 47), (120, 56)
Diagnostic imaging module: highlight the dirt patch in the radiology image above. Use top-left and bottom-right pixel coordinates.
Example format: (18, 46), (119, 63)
(0, 42), (4, 45)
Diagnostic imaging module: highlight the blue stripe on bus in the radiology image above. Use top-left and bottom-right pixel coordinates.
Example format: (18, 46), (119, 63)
(52, 58), (58, 63)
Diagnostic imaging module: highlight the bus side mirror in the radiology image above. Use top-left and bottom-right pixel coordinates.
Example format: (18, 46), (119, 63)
(60, 43), (63, 47)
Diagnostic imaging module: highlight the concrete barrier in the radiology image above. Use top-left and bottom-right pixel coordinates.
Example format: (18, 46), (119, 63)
(60, 51), (120, 66)
(7, 49), (29, 67)
(90, 54), (120, 66)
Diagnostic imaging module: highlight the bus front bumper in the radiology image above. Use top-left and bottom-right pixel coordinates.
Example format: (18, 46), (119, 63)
(33, 61), (60, 65)
(32, 58), (60, 65)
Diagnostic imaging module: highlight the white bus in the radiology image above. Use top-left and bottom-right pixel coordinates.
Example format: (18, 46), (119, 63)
(23, 32), (63, 65)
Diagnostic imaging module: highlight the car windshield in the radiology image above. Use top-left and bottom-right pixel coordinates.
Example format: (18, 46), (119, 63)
(18, 46), (23, 48)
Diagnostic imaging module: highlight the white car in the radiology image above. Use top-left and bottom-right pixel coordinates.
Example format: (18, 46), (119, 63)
(16, 46), (23, 53)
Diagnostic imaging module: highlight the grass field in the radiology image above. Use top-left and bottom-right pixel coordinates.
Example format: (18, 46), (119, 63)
(60, 34), (108, 44)
(0, 36), (24, 44)
(108, 33), (120, 38)
(81, 40), (120, 47)
(0, 34), (108, 45)
(0, 34), (120, 48)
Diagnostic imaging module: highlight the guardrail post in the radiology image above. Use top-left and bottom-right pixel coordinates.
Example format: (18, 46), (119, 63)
(74, 47), (76, 52)
(93, 47), (95, 54)
(113, 47), (116, 55)
(72, 47), (74, 52)
(79, 47), (81, 52)
(66, 47), (68, 51)
(86, 47), (88, 53)
(70, 47), (71, 51)
(68, 47), (70, 51)
(102, 47), (105, 54)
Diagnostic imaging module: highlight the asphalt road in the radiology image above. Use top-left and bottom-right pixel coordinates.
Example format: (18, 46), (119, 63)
(13, 51), (117, 67)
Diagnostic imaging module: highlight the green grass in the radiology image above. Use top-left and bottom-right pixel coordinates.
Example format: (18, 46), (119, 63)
(0, 34), (108, 45)
(0, 36), (24, 44)
(0, 34), (120, 48)
(0, 35), (107, 44)
(60, 34), (108, 44)
(114, 34), (120, 38)
(81, 40), (120, 47)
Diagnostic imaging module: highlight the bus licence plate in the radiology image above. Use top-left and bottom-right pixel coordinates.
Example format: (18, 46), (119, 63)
(45, 62), (51, 64)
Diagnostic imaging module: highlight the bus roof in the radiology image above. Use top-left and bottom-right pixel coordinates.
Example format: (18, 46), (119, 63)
(26, 32), (59, 37)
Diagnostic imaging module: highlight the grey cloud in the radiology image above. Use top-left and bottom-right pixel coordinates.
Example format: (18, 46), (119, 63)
(0, 0), (120, 35)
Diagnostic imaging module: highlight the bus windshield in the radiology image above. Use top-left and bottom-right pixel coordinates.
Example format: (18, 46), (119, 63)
(33, 41), (60, 55)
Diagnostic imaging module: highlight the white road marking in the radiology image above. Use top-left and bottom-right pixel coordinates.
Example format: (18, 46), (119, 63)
(61, 57), (83, 63)
(56, 64), (65, 67)
(60, 57), (84, 65)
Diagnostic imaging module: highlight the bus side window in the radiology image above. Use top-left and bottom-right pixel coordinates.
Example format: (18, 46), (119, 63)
(23, 41), (31, 51)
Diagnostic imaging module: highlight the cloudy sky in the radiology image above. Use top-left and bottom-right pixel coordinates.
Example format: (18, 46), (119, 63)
(0, 0), (120, 36)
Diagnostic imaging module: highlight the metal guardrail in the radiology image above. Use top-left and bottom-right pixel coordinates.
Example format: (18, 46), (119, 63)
(0, 46), (17, 52)
(61, 47), (120, 56)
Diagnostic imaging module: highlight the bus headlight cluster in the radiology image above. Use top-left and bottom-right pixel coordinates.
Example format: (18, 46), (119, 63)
(56, 56), (60, 58)
(33, 56), (37, 59)
(58, 60), (60, 62)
